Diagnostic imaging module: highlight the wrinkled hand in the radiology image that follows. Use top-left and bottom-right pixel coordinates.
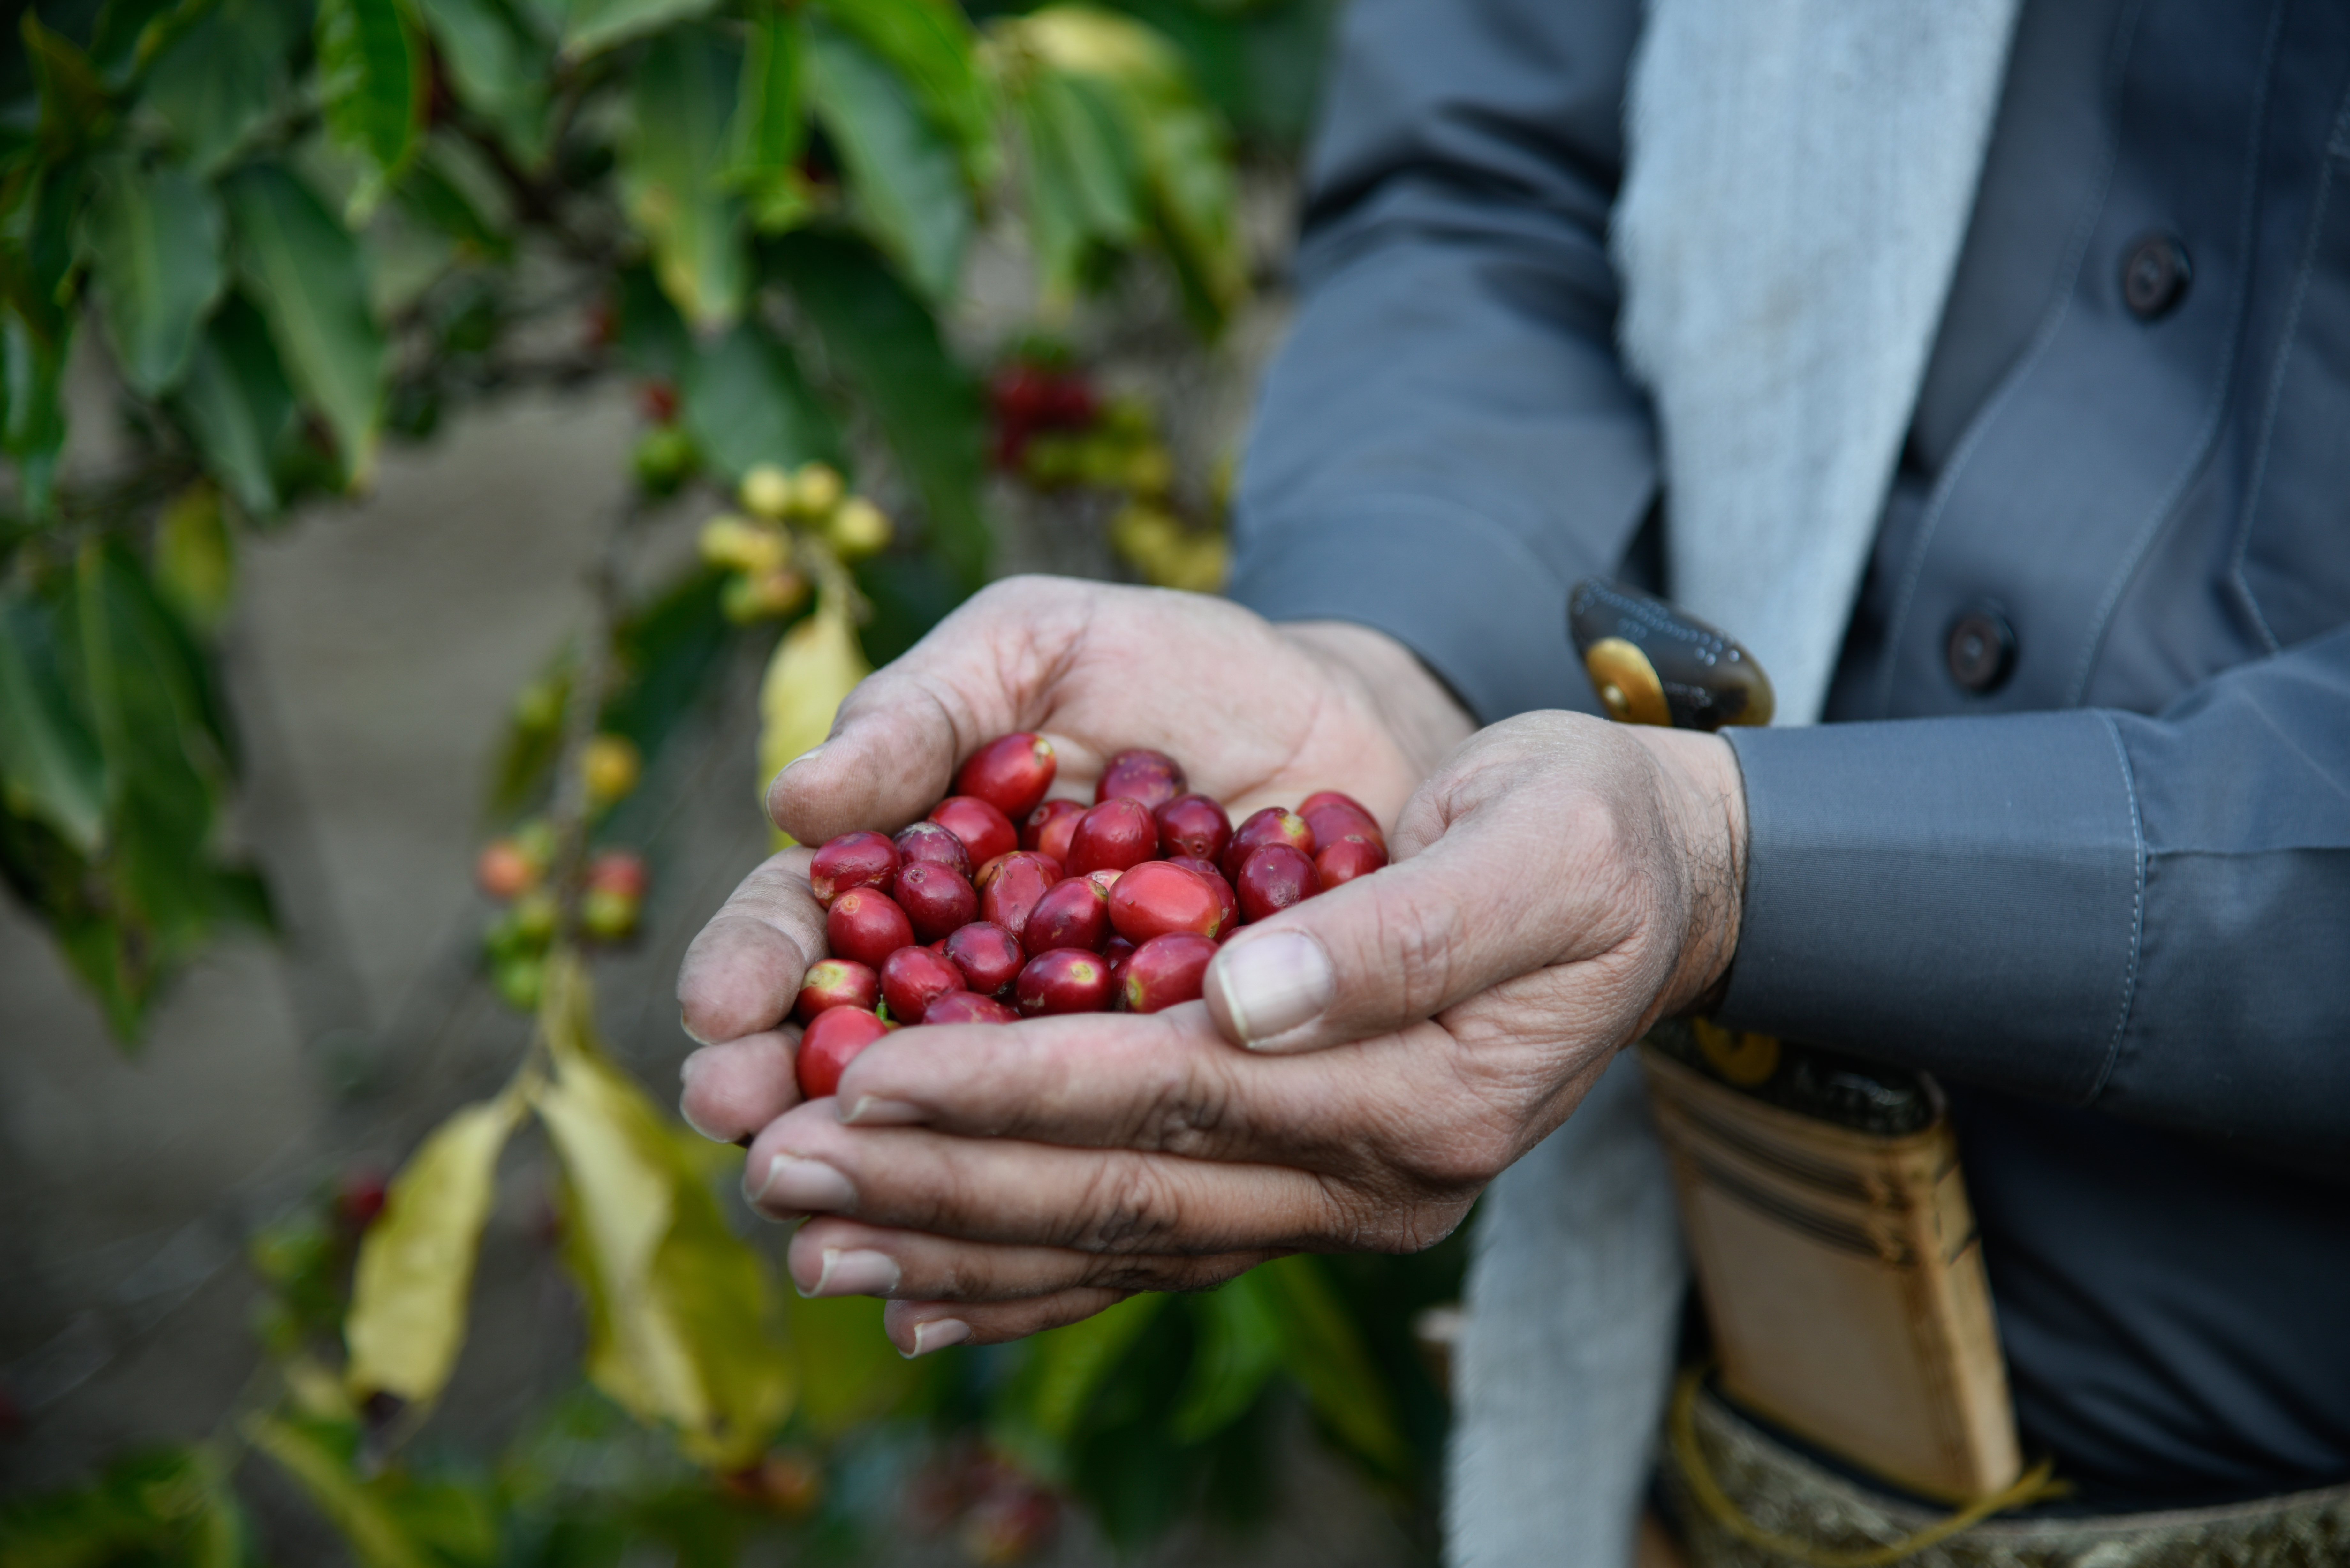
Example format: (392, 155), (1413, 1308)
(710, 702), (1747, 1357)
(674, 573), (1474, 1154)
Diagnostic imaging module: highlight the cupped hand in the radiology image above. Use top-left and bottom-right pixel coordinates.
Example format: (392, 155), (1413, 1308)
(675, 575), (1475, 1143)
(741, 711), (1747, 1355)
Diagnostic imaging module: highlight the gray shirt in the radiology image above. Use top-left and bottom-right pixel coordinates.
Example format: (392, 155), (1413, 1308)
(1231, 0), (2350, 1504)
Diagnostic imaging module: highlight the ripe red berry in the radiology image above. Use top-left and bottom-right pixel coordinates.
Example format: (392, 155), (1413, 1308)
(977, 851), (1060, 942)
(811, 831), (900, 906)
(798, 1007), (891, 1099)
(1067, 797), (1157, 875)
(1022, 798), (1086, 861)
(1085, 867), (1123, 895)
(1315, 834), (1388, 886)
(881, 945), (967, 1024)
(944, 920), (1025, 997)
(637, 378), (681, 425)
(1016, 948), (1114, 1015)
(1023, 877), (1111, 956)
(922, 991), (1020, 1025)
(894, 861), (978, 942)
(586, 848), (649, 900)
(828, 887), (915, 968)
(1095, 749), (1186, 810)
(795, 958), (881, 1023)
(1108, 860), (1225, 943)
(894, 820), (974, 882)
(1235, 844), (1320, 923)
(1223, 808), (1315, 880)
(335, 1163), (391, 1231)
(1300, 791), (1383, 852)
(928, 796), (1019, 867)
(955, 733), (1058, 820)
(1153, 794), (1232, 863)
(476, 839), (536, 900)
(1104, 936), (1137, 991)
(1165, 856), (1240, 935)
(1121, 933), (1219, 1014)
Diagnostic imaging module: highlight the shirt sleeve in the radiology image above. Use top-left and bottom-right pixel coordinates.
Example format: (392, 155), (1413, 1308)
(1227, 0), (1656, 723)
(1717, 625), (2350, 1175)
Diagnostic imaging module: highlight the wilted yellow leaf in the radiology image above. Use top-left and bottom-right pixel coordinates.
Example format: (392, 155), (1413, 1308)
(1015, 7), (1181, 85)
(757, 595), (869, 844)
(532, 954), (795, 1469)
(344, 1091), (525, 1410)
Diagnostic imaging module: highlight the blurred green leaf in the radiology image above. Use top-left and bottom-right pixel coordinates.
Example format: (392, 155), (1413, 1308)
(679, 319), (837, 484)
(769, 232), (989, 588)
(246, 1415), (437, 1568)
(317, 0), (428, 210)
(724, 8), (813, 233)
(396, 147), (513, 262)
(0, 1444), (246, 1568)
(1259, 1256), (1409, 1475)
(0, 308), (71, 520)
(415, 0), (549, 162)
(345, 1089), (526, 1411)
(613, 264), (688, 383)
(989, 1292), (1167, 1482)
(151, 481), (236, 631)
(173, 293), (298, 517)
(805, 16), (968, 304)
(618, 26), (745, 332)
(84, 160), (226, 396)
(598, 565), (731, 765)
(1008, 66), (1140, 308)
(221, 163), (385, 485)
(1171, 1273), (1284, 1443)
(90, 0), (185, 82)
(810, 0), (995, 189)
(0, 589), (107, 853)
(22, 12), (111, 158)
(560, 0), (717, 64)
(774, 1293), (919, 1437)
(140, 0), (295, 175)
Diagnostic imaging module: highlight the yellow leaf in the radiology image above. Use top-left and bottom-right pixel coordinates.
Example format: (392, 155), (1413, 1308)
(757, 595), (869, 844)
(344, 1091), (525, 1409)
(531, 954), (795, 1468)
(244, 1415), (435, 1568)
(1014, 7), (1182, 86)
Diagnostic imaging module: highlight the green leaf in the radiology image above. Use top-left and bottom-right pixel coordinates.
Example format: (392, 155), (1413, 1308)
(809, 0), (995, 189)
(1171, 1272), (1285, 1443)
(90, 0), (185, 83)
(173, 293), (298, 517)
(414, 0), (549, 160)
(317, 0), (428, 210)
(221, 163), (386, 486)
(84, 160), (226, 396)
(1259, 1256), (1409, 1474)
(345, 1090), (525, 1409)
(140, 0), (296, 175)
(769, 232), (989, 587)
(151, 481), (236, 631)
(679, 319), (837, 485)
(0, 1445), (247, 1568)
(775, 1293), (919, 1436)
(0, 589), (106, 852)
(618, 26), (745, 332)
(245, 1415), (438, 1568)
(559, 0), (717, 64)
(614, 264), (688, 383)
(805, 16), (969, 303)
(22, 12), (112, 158)
(1, 309), (72, 519)
(395, 147), (513, 262)
(988, 1292), (1168, 1482)
(724, 8), (813, 233)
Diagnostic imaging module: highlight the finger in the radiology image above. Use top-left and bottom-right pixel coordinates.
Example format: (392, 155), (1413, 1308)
(679, 1031), (800, 1145)
(787, 1216), (1273, 1302)
(676, 849), (824, 1044)
(885, 1290), (1137, 1355)
(765, 578), (1093, 844)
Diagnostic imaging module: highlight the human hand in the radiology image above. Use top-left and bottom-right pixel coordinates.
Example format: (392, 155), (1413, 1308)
(737, 711), (1746, 1354)
(674, 575), (1475, 1144)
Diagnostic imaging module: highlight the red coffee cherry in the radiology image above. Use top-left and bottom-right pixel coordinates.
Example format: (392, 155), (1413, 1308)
(922, 991), (1019, 1025)
(1022, 798), (1086, 861)
(1104, 936), (1138, 993)
(1085, 867), (1123, 895)
(881, 945), (967, 1024)
(1234, 844), (1320, 923)
(1016, 948), (1114, 1015)
(827, 886), (915, 968)
(1095, 748), (1186, 810)
(1108, 860), (1225, 943)
(895, 861), (978, 942)
(1165, 856), (1240, 935)
(894, 820), (974, 882)
(586, 848), (650, 900)
(798, 1007), (891, 1099)
(1121, 933), (1218, 1014)
(810, 831), (899, 906)
(1024, 877), (1111, 956)
(1223, 808), (1315, 880)
(475, 838), (536, 900)
(1299, 790), (1383, 851)
(794, 959), (881, 1024)
(1067, 797), (1156, 875)
(944, 920), (1025, 998)
(1315, 834), (1388, 887)
(955, 732), (1058, 821)
(1153, 793), (1232, 863)
(928, 795), (1018, 867)
(977, 851), (1060, 942)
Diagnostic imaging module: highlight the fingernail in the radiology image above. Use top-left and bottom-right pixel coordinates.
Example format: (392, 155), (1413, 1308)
(841, 1096), (925, 1126)
(1214, 930), (1335, 1047)
(754, 1153), (856, 1213)
(805, 1248), (900, 1299)
(905, 1318), (971, 1358)
(677, 1056), (726, 1142)
(680, 1009), (716, 1047)
(783, 744), (826, 775)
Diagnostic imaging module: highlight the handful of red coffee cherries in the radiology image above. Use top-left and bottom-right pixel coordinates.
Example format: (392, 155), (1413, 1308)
(792, 732), (1389, 1099)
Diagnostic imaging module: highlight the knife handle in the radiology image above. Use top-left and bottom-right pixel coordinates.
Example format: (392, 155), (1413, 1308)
(1568, 579), (1775, 732)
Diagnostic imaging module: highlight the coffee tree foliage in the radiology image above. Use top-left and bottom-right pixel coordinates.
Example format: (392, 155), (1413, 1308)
(0, 0), (1463, 1558)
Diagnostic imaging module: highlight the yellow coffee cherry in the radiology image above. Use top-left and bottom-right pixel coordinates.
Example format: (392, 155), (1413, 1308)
(699, 514), (788, 574)
(827, 497), (892, 560)
(1123, 444), (1175, 497)
(512, 889), (559, 943)
(580, 886), (641, 941)
(792, 461), (845, 517)
(739, 463), (795, 521)
(722, 567), (810, 624)
(1111, 502), (1182, 572)
(582, 734), (642, 806)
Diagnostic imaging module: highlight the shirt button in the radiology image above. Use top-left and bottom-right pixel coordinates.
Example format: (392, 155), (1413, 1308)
(1946, 606), (2016, 692)
(2121, 233), (2192, 320)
